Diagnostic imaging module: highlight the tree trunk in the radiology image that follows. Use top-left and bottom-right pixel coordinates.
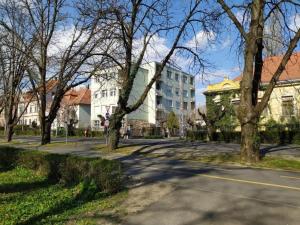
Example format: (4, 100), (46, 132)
(108, 113), (123, 151)
(41, 121), (52, 145)
(240, 119), (261, 163)
(6, 125), (13, 142)
(207, 125), (216, 141)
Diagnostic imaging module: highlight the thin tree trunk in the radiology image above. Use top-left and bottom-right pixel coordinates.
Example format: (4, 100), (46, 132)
(6, 124), (13, 142)
(207, 126), (216, 141)
(108, 113), (123, 151)
(240, 119), (260, 162)
(41, 121), (52, 145)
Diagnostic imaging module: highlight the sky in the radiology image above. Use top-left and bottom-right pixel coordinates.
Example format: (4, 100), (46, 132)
(43, 0), (300, 107)
(138, 1), (300, 107)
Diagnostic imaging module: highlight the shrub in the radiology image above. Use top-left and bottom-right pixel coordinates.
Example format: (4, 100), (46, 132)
(59, 156), (90, 185)
(186, 130), (207, 141)
(0, 146), (21, 170)
(17, 151), (65, 181)
(89, 159), (122, 193)
(0, 146), (123, 193)
(292, 132), (300, 145)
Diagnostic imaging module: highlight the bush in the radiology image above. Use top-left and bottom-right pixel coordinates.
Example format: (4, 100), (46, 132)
(89, 159), (122, 193)
(0, 146), (21, 170)
(0, 146), (123, 193)
(59, 156), (90, 185)
(292, 132), (300, 145)
(186, 130), (207, 141)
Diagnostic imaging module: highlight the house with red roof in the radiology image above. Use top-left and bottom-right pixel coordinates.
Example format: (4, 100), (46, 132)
(204, 52), (300, 124)
(16, 79), (91, 129)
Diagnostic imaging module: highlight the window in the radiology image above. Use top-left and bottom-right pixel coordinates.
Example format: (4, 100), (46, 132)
(176, 101), (180, 109)
(175, 88), (179, 96)
(101, 89), (107, 98)
(175, 73), (179, 81)
(94, 120), (100, 127)
(29, 105), (33, 113)
(183, 90), (188, 98)
(282, 96), (294, 117)
(112, 106), (117, 113)
(110, 88), (116, 96)
(166, 99), (173, 108)
(190, 90), (195, 98)
(34, 105), (37, 113)
(183, 102), (188, 110)
(167, 70), (172, 79)
(191, 102), (195, 110)
(190, 77), (194, 85)
(95, 77), (101, 83)
(165, 85), (172, 97)
(182, 75), (187, 83)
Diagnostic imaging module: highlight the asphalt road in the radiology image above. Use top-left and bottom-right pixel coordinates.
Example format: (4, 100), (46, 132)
(3, 137), (300, 224)
(121, 155), (300, 225)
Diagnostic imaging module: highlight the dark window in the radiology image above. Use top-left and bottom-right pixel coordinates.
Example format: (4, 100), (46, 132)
(167, 70), (172, 79)
(282, 97), (294, 117)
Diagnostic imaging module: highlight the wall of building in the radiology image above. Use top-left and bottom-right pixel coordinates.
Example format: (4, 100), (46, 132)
(77, 104), (91, 128)
(90, 63), (196, 131)
(205, 78), (300, 126)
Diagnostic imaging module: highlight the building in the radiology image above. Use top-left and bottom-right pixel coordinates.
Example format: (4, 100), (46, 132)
(53, 88), (91, 129)
(18, 80), (91, 129)
(90, 62), (196, 134)
(204, 52), (300, 125)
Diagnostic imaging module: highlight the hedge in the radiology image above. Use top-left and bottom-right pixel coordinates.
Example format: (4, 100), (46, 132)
(0, 146), (123, 194)
(186, 129), (300, 145)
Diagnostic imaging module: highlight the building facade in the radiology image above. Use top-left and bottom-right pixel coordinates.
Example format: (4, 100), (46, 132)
(204, 52), (300, 127)
(18, 80), (91, 130)
(90, 62), (196, 134)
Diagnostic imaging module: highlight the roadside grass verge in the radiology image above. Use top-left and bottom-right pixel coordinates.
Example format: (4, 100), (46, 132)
(0, 146), (126, 225)
(92, 144), (142, 155)
(0, 166), (127, 225)
(144, 152), (300, 171)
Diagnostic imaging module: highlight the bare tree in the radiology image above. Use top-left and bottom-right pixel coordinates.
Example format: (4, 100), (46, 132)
(0, 0), (114, 144)
(217, 0), (300, 162)
(0, 0), (33, 141)
(86, 0), (216, 150)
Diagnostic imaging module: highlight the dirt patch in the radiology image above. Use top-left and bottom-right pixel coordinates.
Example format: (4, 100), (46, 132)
(122, 182), (175, 214)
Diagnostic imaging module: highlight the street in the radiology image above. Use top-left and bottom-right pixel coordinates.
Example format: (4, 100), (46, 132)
(122, 155), (300, 225)
(2, 137), (300, 224)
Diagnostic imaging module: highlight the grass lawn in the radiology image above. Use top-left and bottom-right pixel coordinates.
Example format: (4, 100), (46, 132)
(0, 167), (127, 225)
(180, 153), (300, 171)
(92, 144), (142, 155)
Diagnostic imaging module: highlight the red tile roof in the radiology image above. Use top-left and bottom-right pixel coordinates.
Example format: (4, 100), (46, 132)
(234, 52), (300, 83)
(62, 88), (91, 105)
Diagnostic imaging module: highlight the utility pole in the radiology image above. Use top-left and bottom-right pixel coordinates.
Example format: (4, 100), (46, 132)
(180, 73), (184, 137)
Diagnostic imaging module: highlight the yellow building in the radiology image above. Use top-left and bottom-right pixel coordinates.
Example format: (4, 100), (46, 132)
(204, 52), (300, 125)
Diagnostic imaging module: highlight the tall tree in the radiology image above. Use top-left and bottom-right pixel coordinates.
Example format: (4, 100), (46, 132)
(86, 0), (215, 150)
(217, 0), (300, 162)
(0, 0), (33, 141)
(0, 0), (113, 144)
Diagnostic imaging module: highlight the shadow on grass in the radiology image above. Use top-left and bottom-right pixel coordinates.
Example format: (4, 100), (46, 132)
(17, 187), (118, 225)
(0, 178), (55, 193)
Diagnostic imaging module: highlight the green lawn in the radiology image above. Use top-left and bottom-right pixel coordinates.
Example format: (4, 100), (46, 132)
(0, 166), (127, 225)
(183, 153), (300, 171)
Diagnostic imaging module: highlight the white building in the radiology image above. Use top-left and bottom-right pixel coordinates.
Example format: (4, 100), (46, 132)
(18, 80), (91, 130)
(90, 62), (196, 135)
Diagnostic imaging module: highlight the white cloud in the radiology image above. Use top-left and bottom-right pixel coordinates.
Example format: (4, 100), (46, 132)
(133, 35), (170, 63)
(289, 13), (300, 32)
(48, 26), (89, 57)
(133, 30), (215, 70)
(185, 31), (215, 49)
